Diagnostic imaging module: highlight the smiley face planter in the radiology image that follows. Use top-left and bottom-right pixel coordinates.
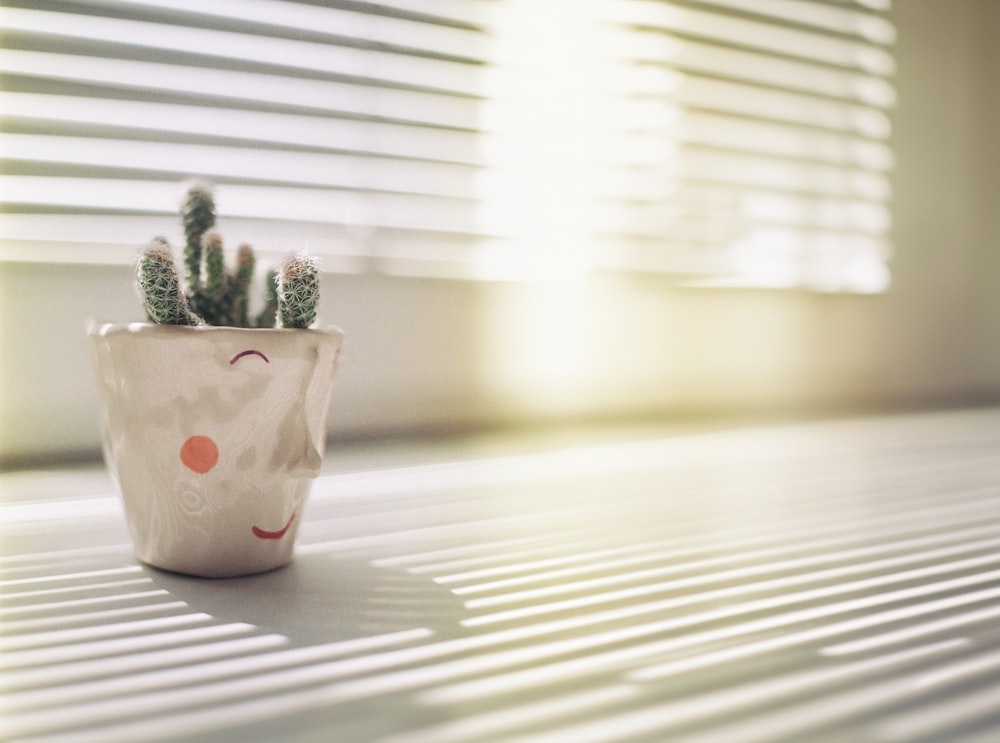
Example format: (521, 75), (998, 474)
(89, 323), (343, 577)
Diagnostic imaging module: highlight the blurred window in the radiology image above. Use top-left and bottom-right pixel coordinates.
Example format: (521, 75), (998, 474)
(0, 0), (895, 291)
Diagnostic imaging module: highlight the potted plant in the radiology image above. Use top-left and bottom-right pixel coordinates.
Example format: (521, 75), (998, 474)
(88, 182), (343, 578)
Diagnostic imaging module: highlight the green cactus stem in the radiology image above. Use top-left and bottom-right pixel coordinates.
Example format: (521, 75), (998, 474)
(137, 237), (202, 326)
(181, 181), (216, 290)
(254, 268), (279, 329)
(203, 231), (226, 300)
(277, 253), (319, 329)
(190, 230), (227, 325)
(231, 243), (255, 328)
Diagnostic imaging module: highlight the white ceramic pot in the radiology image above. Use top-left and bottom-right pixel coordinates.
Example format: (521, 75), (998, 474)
(88, 322), (343, 578)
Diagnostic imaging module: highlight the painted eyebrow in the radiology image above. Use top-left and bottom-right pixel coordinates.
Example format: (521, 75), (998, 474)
(230, 349), (270, 365)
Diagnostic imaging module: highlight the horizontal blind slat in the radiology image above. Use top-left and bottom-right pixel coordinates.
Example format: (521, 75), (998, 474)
(1, 177), (485, 233)
(3, 7), (486, 94)
(685, 0), (896, 43)
(609, 1), (895, 73)
(1, 93), (483, 164)
(626, 33), (896, 105)
(75, 0), (491, 59)
(0, 50), (482, 130)
(4, 135), (481, 199)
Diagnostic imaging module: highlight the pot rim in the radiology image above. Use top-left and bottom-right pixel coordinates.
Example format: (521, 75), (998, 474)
(86, 320), (344, 339)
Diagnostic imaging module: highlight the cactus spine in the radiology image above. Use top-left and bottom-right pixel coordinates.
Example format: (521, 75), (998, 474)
(136, 182), (320, 329)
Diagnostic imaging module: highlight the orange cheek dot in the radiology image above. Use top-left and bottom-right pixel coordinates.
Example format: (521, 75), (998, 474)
(180, 435), (219, 474)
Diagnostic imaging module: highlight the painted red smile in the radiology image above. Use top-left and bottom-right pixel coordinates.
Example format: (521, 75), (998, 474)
(252, 513), (296, 540)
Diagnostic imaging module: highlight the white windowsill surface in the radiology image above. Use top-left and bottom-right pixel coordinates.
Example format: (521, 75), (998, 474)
(4, 408), (1000, 741)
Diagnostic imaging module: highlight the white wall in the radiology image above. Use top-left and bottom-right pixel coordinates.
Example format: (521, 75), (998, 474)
(2, 0), (998, 465)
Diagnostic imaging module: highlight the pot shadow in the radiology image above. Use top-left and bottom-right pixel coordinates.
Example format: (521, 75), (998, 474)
(145, 552), (469, 645)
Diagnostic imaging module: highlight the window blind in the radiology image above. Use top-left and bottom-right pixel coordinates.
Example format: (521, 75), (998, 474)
(0, 0), (896, 291)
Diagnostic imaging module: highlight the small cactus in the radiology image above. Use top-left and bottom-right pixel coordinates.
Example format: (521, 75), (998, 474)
(137, 237), (201, 326)
(136, 182), (320, 329)
(278, 253), (320, 329)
